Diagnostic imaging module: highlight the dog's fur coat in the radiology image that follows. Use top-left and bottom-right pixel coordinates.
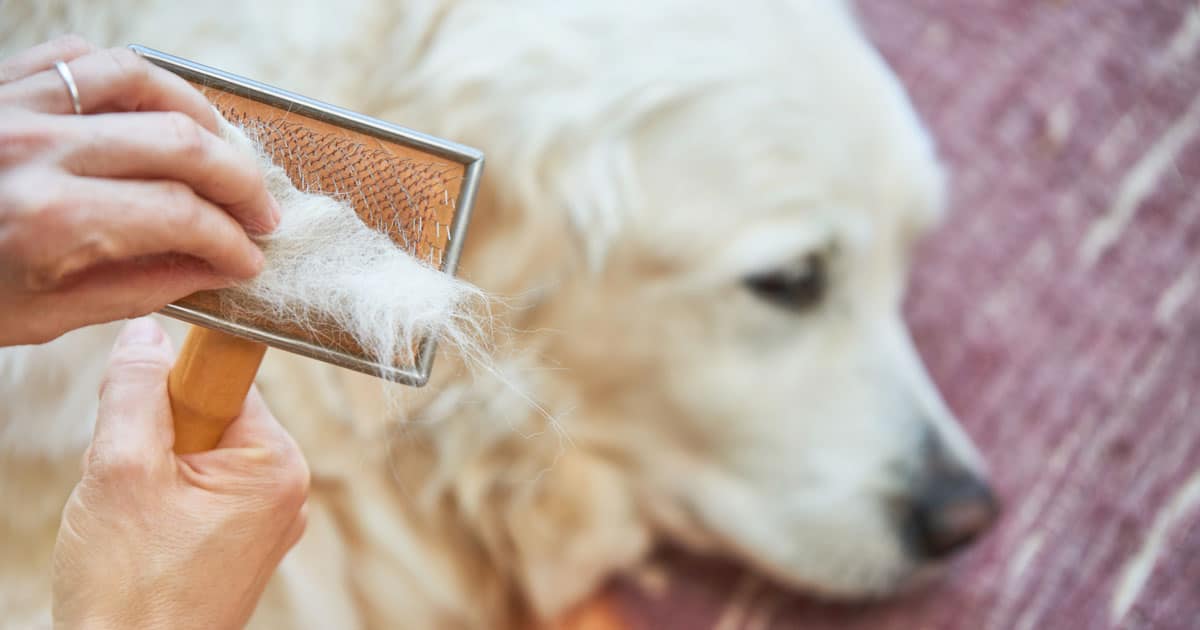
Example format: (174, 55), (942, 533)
(0, 1), (988, 627)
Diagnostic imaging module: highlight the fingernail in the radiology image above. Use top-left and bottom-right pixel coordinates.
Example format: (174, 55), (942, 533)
(118, 317), (163, 345)
(245, 198), (282, 236)
(254, 195), (282, 234)
(250, 246), (266, 272)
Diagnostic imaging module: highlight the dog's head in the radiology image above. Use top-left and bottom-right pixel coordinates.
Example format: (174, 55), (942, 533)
(375, 0), (997, 615)
(534, 87), (997, 591)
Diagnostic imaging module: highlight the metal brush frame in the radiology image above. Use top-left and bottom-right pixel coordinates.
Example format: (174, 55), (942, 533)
(130, 45), (484, 387)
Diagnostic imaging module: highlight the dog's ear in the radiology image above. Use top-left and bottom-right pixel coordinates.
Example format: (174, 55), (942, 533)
(500, 446), (652, 619)
(414, 364), (654, 622)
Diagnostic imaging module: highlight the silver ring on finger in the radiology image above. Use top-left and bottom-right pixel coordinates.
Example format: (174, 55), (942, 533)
(53, 60), (82, 115)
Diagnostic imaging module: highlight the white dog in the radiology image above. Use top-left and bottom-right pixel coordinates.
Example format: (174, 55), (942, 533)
(0, 1), (997, 627)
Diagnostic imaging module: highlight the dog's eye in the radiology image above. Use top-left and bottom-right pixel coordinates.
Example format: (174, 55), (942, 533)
(744, 254), (827, 311)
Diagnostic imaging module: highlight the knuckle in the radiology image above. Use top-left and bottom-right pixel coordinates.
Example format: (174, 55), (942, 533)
(162, 112), (209, 161)
(270, 456), (311, 510)
(225, 148), (262, 192)
(87, 443), (155, 482)
(104, 47), (150, 88)
(103, 344), (170, 377)
(98, 352), (171, 400)
(0, 113), (59, 164)
(156, 180), (201, 228)
(126, 292), (170, 321)
(30, 190), (70, 232)
(52, 34), (95, 57)
(0, 170), (42, 219)
(0, 176), (66, 288)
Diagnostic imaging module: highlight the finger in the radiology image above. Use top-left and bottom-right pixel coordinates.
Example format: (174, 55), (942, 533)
(179, 384), (308, 506)
(61, 111), (281, 234)
(92, 317), (177, 459)
(215, 386), (300, 455)
(13, 256), (232, 344)
(0, 47), (218, 133)
(22, 175), (265, 287)
(0, 35), (95, 83)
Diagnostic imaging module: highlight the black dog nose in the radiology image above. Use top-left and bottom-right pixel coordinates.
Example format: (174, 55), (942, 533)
(905, 473), (998, 559)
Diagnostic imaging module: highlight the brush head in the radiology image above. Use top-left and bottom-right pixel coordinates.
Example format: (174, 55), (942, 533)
(131, 45), (483, 386)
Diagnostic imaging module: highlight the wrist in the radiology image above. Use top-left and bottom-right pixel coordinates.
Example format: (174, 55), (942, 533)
(55, 607), (177, 630)
(56, 604), (242, 630)
(57, 616), (180, 630)
(56, 618), (118, 630)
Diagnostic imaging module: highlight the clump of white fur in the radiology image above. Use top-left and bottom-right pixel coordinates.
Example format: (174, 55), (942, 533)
(217, 117), (488, 375)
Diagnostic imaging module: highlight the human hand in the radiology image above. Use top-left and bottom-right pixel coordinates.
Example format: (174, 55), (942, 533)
(51, 317), (309, 630)
(0, 36), (280, 345)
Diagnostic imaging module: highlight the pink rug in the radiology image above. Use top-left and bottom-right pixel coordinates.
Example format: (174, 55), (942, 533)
(608, 1), (1200, 628)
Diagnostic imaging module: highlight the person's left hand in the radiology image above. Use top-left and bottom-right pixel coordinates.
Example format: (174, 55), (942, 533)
(52, 317), (309, 630)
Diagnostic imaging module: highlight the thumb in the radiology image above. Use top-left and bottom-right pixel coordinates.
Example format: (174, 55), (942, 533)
(92, 317), (177, 458)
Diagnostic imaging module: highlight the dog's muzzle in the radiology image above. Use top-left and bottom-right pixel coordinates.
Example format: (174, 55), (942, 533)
(901, 435), (999, 560)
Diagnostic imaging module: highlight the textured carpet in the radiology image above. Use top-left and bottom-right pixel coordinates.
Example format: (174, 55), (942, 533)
(607, 1), (1200, 628)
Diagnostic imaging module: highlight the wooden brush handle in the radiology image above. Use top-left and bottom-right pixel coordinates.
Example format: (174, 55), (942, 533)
(168, 326), (268, 454)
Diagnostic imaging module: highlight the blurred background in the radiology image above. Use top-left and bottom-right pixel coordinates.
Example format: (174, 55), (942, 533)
(604, 1), (1200, 628)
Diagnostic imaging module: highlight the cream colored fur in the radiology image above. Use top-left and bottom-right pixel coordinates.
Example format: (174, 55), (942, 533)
(0, 1), (987, 628)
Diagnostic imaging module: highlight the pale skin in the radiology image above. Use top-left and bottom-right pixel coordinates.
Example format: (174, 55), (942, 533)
(55, 317), (310, 630)
(0, 37), (309, 629)
(0, 35), (280, 345)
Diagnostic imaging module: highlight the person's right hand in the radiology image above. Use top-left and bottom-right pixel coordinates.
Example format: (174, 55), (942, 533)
(0, 36), (281, 346)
